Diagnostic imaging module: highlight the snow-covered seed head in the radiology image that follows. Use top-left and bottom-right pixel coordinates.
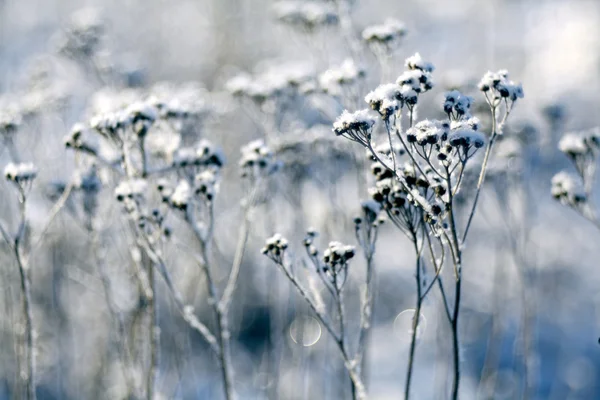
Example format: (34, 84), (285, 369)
(173, 140), (226, 170)
(4, 162), (37, 183)
(273, 1), (338, 30)
(478, 70), (524, 102)
(169, 180), (191, 210)
(448, 129), (485, 149)
(551, 171), (587, 205)
(0, 109), (21, 135)
(362, 19), (407, 46)
(319, 59), (365, 96)
(360, 199), (382, 225)
(559, 129), (600, 158)
(240, 140), (279, 179)
(444, 90), (473, 117)
(448, 119), (485, 149)
(194, 170), (219, 201)
(323, 241), (355, 269)
(115, 179), (147, 202)
(365, 83), (404, 118)
(405, 53), (435, 73)
(262, 233), (289, 259)
(409, 120), (447, 147)
(333, 109), (376, 145)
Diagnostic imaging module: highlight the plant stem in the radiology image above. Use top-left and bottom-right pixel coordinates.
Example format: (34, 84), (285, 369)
(147, 258), (158, 400)
(91, 229), (137, 398)
(333, 273), (356, 399)
(15, 244), (35, 400)
(404, 231), (423, 400)
(462, 106), (498, 243)
(445, 166), (462, 400)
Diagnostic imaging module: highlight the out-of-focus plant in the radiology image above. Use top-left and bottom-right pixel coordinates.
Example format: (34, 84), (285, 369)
(552, 127), (600, 229)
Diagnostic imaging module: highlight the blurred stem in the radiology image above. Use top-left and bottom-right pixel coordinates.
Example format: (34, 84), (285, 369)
(463, 103), (503, 242)
(356, 236), (376, 386)
(13, 194), (35, 400)
(273, 258), (365, 399)
(147, 257), (158, 400)
(90, 228), (137, 398)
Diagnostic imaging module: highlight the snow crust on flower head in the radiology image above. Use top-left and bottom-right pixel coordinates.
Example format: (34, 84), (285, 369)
(4, 162), (37, 182)
(239, 139), (279, 178)
(262, 233), (289, 256)
(333, 109), (376, 135)
(323, 241), (355, 266)
(115, 179), (147, 200)
(365, 83), (404, 115)
(444, 90), (473, 116)
(394, 54), (435, 96)
(551, 171), (586, 202)
(558, 128), (600, 157)
(405, 53), (435, 73)
(194, 169), (219, 199)
(0, 108), (22, 133)
(361, 199), (382, 217)
(273, 1), (338, 28)
(362, 19), (407, 44)
(149, 82), (211, 119)
(478, 70), (524, 101)
(319, 59), (364, 95)
(226, 63), (314, 101)
(170, 180), (191, 209)
(447, 119), (479, 144)
(407, 120), (448, 146)
(559, 132), (588, 156)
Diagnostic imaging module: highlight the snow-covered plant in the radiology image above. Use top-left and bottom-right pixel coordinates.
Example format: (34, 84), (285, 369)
(333, 56), (524, 399)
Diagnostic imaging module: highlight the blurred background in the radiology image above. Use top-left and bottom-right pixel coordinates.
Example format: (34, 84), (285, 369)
(1, 0), (600, 399)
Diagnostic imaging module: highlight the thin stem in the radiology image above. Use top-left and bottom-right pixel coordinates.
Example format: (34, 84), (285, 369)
(356, 245), (375, 381)
(445, 166), (462, 400)
(29, 179), (76, 257)
(462, 106), (498, 242)
(15, 244), (35, 400)
(11, 192), (36, 400)
(147, 258), (158, 400)
(404, 229), (424, 400)
(333, 271), (357, 399)
(139, 236), (219, 354)
(91, 228), (137, 398)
